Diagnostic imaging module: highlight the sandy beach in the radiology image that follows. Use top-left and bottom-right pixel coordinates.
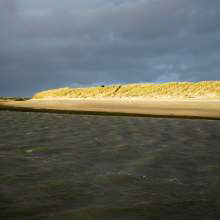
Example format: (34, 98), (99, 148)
(1, 97), (220, 119)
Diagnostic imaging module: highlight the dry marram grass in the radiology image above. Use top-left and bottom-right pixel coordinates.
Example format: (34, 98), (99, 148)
(33, 81), (220, 99)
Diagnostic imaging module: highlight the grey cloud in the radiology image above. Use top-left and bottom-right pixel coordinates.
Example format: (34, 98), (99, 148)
(0, 0), (220, 96)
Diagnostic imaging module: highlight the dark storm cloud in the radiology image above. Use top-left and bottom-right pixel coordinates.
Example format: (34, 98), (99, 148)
(0, 0), (220, 96)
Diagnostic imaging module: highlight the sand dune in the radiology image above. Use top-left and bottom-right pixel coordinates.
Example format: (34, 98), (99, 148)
(1, 81), (220, 119)
(33, 81), (220, 99)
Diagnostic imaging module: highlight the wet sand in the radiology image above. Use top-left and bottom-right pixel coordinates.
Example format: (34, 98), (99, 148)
(1, 97), (220, 119)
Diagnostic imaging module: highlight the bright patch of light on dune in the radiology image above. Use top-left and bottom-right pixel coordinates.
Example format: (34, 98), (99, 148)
(33, 81), (220, 99)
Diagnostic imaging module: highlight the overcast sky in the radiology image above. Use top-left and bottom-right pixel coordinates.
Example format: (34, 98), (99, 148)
(0, 0), (220, 96)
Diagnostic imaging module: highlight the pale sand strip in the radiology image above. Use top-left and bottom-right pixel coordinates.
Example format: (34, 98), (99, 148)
(1, 97), (220, 119)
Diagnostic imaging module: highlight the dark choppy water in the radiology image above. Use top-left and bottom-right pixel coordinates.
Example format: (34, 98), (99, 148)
(0, 111), (220, 220)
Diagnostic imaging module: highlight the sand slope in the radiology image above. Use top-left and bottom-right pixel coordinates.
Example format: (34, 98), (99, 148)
(33, 81), (220, 99)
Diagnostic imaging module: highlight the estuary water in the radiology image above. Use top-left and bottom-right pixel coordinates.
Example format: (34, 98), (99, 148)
(0, 111), (220, 220)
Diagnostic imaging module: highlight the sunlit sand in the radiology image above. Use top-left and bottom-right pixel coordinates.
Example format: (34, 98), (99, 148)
(33, 81), (220, 99)
(1, 96), (220, 119)
(1, 82), (220, 119)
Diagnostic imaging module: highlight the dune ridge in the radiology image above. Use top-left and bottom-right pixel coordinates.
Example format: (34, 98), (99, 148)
(33, 81), (220, 99)
(1, 81), (220, 119)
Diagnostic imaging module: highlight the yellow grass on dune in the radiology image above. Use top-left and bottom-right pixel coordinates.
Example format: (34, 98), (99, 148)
(33, 81), (220, 99)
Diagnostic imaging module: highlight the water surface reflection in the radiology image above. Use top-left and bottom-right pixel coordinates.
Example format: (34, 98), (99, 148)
(0, 111), (220, 219)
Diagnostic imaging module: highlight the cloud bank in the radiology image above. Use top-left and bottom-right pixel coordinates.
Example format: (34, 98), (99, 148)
(0, 0), (220, 96)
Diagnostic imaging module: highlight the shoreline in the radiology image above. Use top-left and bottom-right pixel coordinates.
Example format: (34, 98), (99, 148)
(1, 97), (220, 120)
